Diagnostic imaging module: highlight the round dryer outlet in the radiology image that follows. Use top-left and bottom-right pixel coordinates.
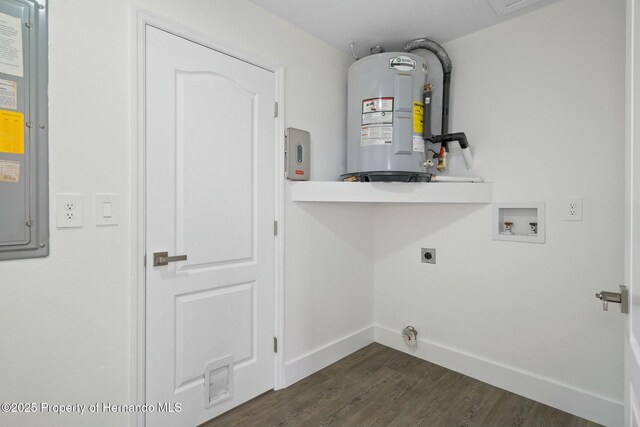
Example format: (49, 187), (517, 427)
(421, 248), (436, 264)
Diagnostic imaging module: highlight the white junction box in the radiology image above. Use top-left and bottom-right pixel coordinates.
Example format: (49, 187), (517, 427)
(493, 202), (545, 244)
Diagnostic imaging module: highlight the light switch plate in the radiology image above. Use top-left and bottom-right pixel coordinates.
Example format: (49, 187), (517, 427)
(56, 194), (84, 228)
(95, 194), (119, 226)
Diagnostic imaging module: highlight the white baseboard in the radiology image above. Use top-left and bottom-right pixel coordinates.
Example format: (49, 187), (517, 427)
(284, 326), (374, 387)
(281, 324), (622, 426)
(374, 324), (623, 427)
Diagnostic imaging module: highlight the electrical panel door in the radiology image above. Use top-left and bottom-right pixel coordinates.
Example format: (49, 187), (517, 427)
(0, 0), (48, 261)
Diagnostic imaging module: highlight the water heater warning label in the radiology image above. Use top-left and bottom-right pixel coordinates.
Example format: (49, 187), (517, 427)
(413, 102), (424, 133)
(362, 97), (393, 114)
(362, 111), (392, 125)
(361, 98), (393, 146)
(361, 125), (392, 146)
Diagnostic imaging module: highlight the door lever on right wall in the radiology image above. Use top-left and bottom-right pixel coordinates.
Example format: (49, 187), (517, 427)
(595, 285), (629, 313)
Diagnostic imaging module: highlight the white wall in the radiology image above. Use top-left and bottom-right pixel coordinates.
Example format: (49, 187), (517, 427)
(0, 1), (373, 426)
(0, 0), (625, 425)
(374, 0), (625, 425)
(283, 199), (374, 384)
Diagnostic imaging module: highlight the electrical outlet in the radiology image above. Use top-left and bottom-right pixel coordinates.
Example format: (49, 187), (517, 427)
(421, 248), (436, 264)
(56, 194), (84, 228)
(563, 197), (583, 221)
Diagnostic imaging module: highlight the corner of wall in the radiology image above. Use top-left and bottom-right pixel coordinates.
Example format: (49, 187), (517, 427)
(284, 326), (375, 387)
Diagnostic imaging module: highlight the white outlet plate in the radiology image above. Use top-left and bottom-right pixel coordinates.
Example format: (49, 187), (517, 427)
(56, 194), (84, 228)
(95, 194), (119, 226)
(563, 197), (583, 221)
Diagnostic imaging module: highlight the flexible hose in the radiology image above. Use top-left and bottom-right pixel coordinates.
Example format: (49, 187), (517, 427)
(402, 38), (452, 72)
(403, 38), (452, 151)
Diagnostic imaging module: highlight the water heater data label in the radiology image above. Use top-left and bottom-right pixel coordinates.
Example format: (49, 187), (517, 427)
(412, 135), (424, 152)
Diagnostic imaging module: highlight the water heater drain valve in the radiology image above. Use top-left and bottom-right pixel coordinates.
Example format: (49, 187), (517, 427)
(402, 326), (418, 347)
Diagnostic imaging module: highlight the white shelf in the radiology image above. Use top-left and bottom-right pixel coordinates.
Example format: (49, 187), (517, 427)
(288, 181), (492, 204)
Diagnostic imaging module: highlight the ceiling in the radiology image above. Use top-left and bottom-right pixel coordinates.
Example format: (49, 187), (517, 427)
(249, 0), (560, 58)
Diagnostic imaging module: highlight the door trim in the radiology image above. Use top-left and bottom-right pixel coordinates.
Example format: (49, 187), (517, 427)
(626, 0), (640, 424)
(131, 8), (286, 426)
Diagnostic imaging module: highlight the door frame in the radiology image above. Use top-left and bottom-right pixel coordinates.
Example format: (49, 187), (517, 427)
(130, 8), (287, 427)
(626, 0), (640, 424)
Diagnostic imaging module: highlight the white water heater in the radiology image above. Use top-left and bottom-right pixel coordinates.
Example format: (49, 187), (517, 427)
(345, 52), (430, 182)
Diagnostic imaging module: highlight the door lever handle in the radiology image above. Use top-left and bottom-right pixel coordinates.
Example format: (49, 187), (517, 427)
(153, 252), (187, 267)
(595, 285), (629, 314)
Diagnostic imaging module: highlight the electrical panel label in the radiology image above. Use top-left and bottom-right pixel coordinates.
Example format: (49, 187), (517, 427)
(0, 78), (16, 109)
(413, 102), (424, 133)
(0, 109), (24, 154)
(0, 159), (19, 182)
(0, 12), (23, 77)
(361, 98), (393, 146)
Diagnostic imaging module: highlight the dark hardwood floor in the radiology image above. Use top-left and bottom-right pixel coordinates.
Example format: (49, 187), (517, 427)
(202, 343), (600, 427)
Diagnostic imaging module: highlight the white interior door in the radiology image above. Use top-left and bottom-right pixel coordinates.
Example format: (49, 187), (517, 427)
(627, 0), (640, 425)
(144, 25), (276, 427)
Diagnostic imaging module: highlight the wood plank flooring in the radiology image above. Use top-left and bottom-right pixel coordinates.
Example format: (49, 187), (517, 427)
(201, 343), (600, 427)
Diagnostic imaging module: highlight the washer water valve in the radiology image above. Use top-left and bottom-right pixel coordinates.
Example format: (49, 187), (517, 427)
(402, 326), (418, 347)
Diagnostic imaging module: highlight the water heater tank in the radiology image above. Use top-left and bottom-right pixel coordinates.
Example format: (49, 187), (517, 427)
(346, 52), (429, 181)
